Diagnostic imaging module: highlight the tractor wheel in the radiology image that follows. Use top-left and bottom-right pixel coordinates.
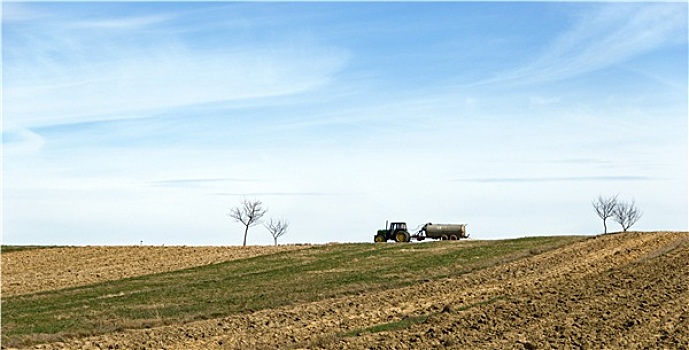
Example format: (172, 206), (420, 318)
(441, 234), (449, 241)
(374, 234), (386, 243)
(449, 235), (458, 241)
(395, 231), (410, 243)
(404, 231), (411, 242)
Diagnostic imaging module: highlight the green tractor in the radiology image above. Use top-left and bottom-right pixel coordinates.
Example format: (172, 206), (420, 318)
(374, 221), (411, 243)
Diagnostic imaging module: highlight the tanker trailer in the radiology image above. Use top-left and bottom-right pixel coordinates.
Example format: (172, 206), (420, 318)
(420, 223), (467, 240)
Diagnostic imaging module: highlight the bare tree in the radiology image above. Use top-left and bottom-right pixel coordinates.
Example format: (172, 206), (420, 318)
(229, 198), (267, 246)
(593, 195), (618, 234)
(613, 200), (642, 232)
(265, 218), (289, 246)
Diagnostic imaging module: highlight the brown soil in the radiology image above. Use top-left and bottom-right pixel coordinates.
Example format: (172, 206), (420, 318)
(8, 232), (689, 349)
(1, 245), (309, 297)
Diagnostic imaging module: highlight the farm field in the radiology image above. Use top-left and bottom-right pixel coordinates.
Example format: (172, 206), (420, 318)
(1, 245), (310, 297)
(2, 231), (688, 349)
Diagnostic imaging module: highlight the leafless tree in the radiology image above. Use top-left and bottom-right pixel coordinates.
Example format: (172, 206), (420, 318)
(613, 200), (642, 232)
(229, 198), (266, 246)
(593, 195), (618, 234)
(265, 218), (289, 246)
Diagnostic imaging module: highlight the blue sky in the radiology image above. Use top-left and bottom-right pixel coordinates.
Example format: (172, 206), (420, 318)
(2, 2), (687, 245)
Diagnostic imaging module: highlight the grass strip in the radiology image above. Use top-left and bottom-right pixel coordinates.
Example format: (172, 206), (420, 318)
(344, 314), (432, 337)
(0, 245), (65, 253)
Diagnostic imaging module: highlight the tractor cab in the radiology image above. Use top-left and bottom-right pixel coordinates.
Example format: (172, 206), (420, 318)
(374, 221), (411, 243)
(389, 222), (407, 233)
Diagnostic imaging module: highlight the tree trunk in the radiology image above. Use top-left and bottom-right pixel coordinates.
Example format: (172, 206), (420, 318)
(242, 225), (249, 247)
(274, 237), (278, 246)
(603, 219), (607, 234)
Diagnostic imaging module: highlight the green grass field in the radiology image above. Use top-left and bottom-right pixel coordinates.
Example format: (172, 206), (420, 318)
(1, 236), (584, 347)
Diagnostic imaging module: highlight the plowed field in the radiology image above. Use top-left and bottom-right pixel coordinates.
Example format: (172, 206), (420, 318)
(2, 232), (688, 349)
(1, 245), (309, 297)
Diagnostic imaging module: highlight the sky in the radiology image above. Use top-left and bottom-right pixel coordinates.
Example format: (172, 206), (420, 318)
(2, 1), (687, 246)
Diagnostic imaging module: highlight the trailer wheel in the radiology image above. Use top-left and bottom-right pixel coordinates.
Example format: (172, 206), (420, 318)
(374, 234), (386, 243)
(449, 235), (458, 241)
(395, 231), (410, 243)
(441, 234), (449, 241)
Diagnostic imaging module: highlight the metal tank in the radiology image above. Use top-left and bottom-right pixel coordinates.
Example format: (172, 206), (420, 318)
(422, 223), (467, 240)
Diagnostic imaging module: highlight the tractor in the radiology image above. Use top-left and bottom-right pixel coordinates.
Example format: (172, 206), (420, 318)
(374, 221), (468, 242)
(374, 221), (411, 243)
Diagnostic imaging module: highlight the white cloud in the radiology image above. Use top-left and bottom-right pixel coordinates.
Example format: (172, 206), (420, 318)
(1, 129), (46, 154)
(4, 45), (349, 129)
(1, 3), (49, 22)
(472, 4), (686, 87)
(70, 14), (175, 30)
(3, 5), (350, 130)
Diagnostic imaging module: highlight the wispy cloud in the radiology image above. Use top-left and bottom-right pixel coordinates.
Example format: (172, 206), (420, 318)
(1, 129), (46, 154)
(148, 178), (259, 188)
(547, 158), (614, 165)
(454, 176), (654, 183)
(472, 3), (686, 87)
(70, 14), (174, 30)
(5, 46), (348, 129)
(3, 5), (349, 130)
(2, 3), (49, 22)
(213, 192), (346, 197)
